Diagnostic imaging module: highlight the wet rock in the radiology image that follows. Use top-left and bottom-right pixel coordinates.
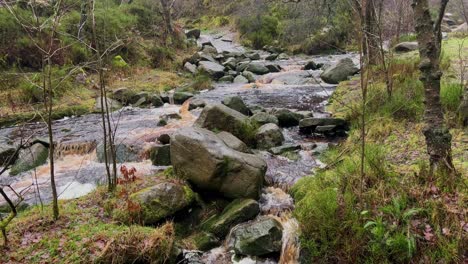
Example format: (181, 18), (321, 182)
(246, 62), (270, 75)
(295, 110), (314, 118)
(394, 42), (419, 52)
(299, 117), (348, 134)
(250, 112), (279, 126)
(320, 58), (359, 84)
(173, 92), (194, 104)
(157, 119), (168, 126)
(246, 52), (261, 60)
(233, 75), (249, 84)
(218, 75), (234, 83)
(242, 71), (256, 82)
(157, 134), (171, 145)
(199, 52), (217, 63)
(265, 64), (281, 73)
(96, 142), (140, 163)
(171, 127), (266, 199)
(217, 131), (251, 153)
(148, 94), (164, 107)
(128, 182), (195, 225)
(95, 97), (122, 111)
(0, 144), (17, 167)
(269, 72), (317, 85)
(198, 61), (226, 79)
(202, 45), (218, 55)
(203, 199), (260, 237)
(184, 62), (198, 74)
(255, 123), (284, 150)
(227, 70), (238, 77)
(273, 108), (303, 127)
(236, 61), (251, 72)
(228, 216), (283, 256)
(189, 98), (207, 110)
(265, 53), (278, 61)
(269, 143), (301, 155)
(181, 250), (204, 264)
(222, 96), (251, 116)
(150, 145), (171, 166)
(222, 57), (237, 69)
(186, 29), (201, 39)
(195, 104), (253, 143)
(112, 87), (134, 104)
(249, 105), (266, 115)
(304, 60), (320, 70)
(277, 53), (289, 60)
(193, 232), (221, 251)
(10, 143), (49, 176)
(187, 52), (202, 64)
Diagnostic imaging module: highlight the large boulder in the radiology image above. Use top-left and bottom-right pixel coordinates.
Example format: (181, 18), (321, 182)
(10, 143), (49, 176)
(198, 61), (226, 79)
(222, 96), (250, 116)
(150, 145), (171, 166)
(246, 63), (270, 75)
(228, 216), (283, 256)
(217, 131), (251, 153)
(304, 60), (321, 70)
(218, 75), (234, 83)
(393, 42), (419, 52)
(203, 199), (260, 238)
(128, 182), (195, 225)
(171, 127), (266, 199)
(195, 104), (255, 144)
(250, 112), (279, 126)
(320, 58), (359, 84)
(255, 123), (284, 150)
(0, 144), (17, 167)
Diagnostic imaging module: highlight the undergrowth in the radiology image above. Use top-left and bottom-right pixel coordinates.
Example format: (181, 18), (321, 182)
(294, 45), (467, 263)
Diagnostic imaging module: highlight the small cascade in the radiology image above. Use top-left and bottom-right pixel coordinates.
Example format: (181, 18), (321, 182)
(55, 141), (97, 158)
(168, 93), (175, 105)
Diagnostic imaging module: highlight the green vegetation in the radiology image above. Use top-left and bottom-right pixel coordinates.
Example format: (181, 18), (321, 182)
(238, 15), (280, 49)
(0, 186), (175, 263)
(0, 0), (193, 126)
(293, 40), (467, 263)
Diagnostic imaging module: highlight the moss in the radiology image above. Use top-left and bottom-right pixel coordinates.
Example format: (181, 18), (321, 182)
(1, 187), (175, 263)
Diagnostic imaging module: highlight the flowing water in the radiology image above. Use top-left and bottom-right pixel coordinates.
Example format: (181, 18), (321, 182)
(0, 31), (356, 263)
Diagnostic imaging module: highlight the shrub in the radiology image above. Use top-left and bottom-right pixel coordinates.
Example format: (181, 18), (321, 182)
(238, 15), (279, 49)
(148, 45), (176, 69)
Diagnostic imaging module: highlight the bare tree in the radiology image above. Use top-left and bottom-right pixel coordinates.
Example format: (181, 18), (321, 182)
(412, 0), (456, 174)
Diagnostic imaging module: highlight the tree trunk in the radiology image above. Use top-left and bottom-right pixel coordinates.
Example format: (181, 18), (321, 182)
(363, 0), (380, 64)
(160, 0), (174, 44)
(412, 0), (455, 173)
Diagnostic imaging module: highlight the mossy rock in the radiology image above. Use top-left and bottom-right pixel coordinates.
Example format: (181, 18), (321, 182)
(10, 143), (49, 176)
(192, 232), (220, 251)
(124, 182), (196, 225)
(202, 199), (260, 238)
(150, 145), (171, 166)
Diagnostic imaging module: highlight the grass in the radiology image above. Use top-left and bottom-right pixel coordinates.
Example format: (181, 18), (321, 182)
(293, 39), (468, 263)
(0, 187), (175, 263)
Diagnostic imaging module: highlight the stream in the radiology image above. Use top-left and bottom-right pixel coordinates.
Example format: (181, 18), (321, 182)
(0, 31), (357, 263)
